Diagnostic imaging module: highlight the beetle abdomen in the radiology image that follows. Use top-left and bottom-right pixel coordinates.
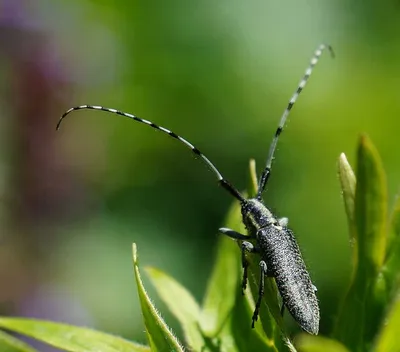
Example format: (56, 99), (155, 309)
(259, 226), (319, 335)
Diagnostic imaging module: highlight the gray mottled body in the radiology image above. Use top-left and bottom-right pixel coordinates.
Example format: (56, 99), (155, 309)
(242, 198), (319, 335)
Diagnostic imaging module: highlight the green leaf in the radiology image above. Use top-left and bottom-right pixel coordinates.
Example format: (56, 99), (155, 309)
(338, 152), (357, 246)
(337, 153), (359, 290)
(338, 153), (357, 225)
(199, 199), (242, 337)
(248, 159), (258, 198)
(0, 317), (149, 352)
(0, 329), (38, 352)
(145, 266), (205, 350)
(355, 134), (387, 277)
(335, 135), (388, 351)
(372, 284), (400, 352)
(132, 244), (184, 352)
(355, 135), (388, 346)
(295, 334), (350, 352)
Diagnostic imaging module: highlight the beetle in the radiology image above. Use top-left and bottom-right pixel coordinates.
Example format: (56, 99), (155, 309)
(57, 44), (333, 334)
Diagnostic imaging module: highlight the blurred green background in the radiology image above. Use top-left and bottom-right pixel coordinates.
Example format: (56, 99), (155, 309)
(0, 0), (400, 347)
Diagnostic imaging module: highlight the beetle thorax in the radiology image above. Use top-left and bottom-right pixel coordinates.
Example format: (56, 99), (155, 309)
(241, 198), (277, 235)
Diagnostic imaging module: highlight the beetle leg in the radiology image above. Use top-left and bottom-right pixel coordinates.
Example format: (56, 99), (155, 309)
(218, 227), (251, 240)
(218, 228), (259, 294)
(241, 241), (259, 294)
(252, 260), (268, 328)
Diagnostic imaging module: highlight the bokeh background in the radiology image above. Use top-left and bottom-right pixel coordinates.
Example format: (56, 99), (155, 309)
(0, 0), (400, 349)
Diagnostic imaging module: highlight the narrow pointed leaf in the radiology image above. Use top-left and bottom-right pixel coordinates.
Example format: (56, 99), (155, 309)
(145, 266), (205, 350)
(338, 153), (357, 254)
(296, 334), (350, 352)
(354, 134), (387, 277)
(0, 318), (149, 352)
(248, 159), (258, 198)
(0, 329), (38, 352)
(199, 200), (242, 336)
(132, 244), (184, 352)
(355, 135), (388, 347)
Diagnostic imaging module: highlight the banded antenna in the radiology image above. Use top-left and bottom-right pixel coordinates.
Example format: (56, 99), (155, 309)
(256, 44), (334, 200)
(56, 105), (245, 202)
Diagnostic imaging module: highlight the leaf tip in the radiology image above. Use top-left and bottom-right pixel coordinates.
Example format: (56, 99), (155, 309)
(132, 243), (138, 264)
(337, 152), (356, 187)
(359, 133), (369, 144)
(339, 152), (348, 163)
(358, 134), (378, 155)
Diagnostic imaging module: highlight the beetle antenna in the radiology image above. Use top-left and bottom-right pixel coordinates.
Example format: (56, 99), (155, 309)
(57, 105), (245, 202)
(257, 44), (334, 200)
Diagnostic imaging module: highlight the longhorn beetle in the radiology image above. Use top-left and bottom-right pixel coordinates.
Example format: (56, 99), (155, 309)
(57, 44), (334, 335)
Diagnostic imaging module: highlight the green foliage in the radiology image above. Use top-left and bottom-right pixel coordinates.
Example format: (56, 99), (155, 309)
(333, 135), (399, 352)
(0, 136), (399, 351)
(0, 318), (150, 352)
